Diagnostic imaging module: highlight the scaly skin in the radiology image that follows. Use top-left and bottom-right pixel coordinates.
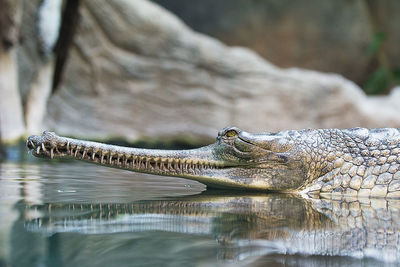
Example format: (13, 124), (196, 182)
(26, 127), (400, 198)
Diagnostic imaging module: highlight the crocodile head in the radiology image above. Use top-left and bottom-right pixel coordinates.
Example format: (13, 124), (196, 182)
(26, 127), (307, 191)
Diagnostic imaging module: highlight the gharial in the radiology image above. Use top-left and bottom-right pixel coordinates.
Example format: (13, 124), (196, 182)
(26, 127), (400, 199)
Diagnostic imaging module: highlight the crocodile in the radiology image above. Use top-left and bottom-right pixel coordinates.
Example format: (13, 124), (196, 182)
(26, 127), (400, 198)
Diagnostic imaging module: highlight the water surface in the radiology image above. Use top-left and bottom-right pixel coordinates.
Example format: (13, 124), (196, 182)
(0, 160), (399, 266)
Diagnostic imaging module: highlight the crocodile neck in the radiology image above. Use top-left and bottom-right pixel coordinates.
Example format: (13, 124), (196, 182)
(298, 128), (400, 198)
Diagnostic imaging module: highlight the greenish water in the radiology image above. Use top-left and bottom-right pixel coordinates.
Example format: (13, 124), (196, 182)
(0, 159), (399, 266)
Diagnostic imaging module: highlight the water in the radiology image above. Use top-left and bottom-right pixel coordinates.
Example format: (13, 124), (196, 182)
(0, 160), (399, 266)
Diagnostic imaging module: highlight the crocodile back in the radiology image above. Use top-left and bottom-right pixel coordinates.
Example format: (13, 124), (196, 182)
(300, 128), (400, 198)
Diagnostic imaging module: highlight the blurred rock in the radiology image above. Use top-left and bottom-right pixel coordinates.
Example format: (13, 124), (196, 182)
(0, 0), (25, 143)
(0, 48), (25, 143)
(17, 0), (43, 109)
(153, 0), (400, 90)
(152, 0), (374, 85)
(18, 0), (61, 135)
(368, 0), (400, 72)
(42, 0), (400, 142)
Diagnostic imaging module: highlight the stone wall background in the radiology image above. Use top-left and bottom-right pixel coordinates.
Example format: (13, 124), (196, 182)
(153, 0), (400, 95)
(1, 0), (400, 147)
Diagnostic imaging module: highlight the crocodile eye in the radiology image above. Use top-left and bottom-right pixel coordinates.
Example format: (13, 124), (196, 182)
(225, 130), (238, 138)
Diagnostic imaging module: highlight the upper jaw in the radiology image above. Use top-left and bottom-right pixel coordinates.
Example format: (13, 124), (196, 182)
(26, 132), (270, 176)
(26, 132), (285, 171)
(26, 132), (231, 170)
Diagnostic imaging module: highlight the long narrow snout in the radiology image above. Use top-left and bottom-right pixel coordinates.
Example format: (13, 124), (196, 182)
(27, 131), (223, 176)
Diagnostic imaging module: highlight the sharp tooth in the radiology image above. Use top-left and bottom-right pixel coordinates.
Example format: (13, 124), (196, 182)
(108, 152), (113, 164)
(193, 160), (199, 170)
(36, 146), (41, 154)
(139, 157), (143, 167)
(140, 157), (145, 167)
(172, 160), (176, 169)
(174, 160), (180, 172)
(130, 156), (135, 168)
(74, 148), (79, 158)
(133, 156), (137, 168)
(30, 140), (35, 148)
(50, 148), (54, 159)
(101, 151), (104, 164)
(199, 161), (204, 169)
(92, 152), (96, 160)
(67, 141), (70, 151)
(153, 157), (160, 169)
(181, 159), (186, 170)
(150, 158), (154, 169)
(41, 143), (46, 151)
(81, 150), (86, 159)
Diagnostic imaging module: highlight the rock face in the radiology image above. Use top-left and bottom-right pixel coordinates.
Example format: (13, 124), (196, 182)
(18, 0), (61, 135)
(368, 0), (400, 73)
(0, 0), (25, 142)
(153, 0), (400, 86)
(42, 0), (400, 143)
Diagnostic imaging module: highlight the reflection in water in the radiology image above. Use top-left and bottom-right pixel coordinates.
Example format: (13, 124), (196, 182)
(24, 193), (319, 236)
(19, 194), (400, 265)
(1, 161), (400, 266)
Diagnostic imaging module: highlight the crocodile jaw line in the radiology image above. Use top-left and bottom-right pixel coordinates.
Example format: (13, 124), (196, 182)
(26, 131), (267, 189)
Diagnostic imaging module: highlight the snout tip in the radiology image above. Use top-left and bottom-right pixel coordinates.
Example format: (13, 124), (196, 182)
(26, 131), (58, 150)
(26, 135), (40, 150)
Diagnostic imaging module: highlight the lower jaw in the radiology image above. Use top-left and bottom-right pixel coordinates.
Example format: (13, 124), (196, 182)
(31, 150), (260, 190)
(31, 149), (224, 178)
(30, 150), (279, 191)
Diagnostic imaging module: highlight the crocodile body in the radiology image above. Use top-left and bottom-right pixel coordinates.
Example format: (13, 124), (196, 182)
(26, 127), (400, 198)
